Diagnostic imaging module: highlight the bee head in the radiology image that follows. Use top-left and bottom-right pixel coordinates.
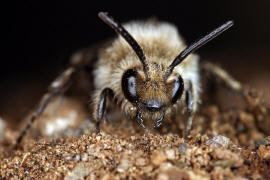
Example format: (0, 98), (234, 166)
(99, 12), (233, 128)
(121, 66), (184, 128)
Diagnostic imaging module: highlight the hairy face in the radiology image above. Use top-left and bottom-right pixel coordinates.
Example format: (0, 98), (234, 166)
(121, 65), (184, 128)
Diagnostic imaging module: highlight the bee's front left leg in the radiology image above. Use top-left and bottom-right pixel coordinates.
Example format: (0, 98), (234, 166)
(202, 61), (270, 116)
(95, 88), (114, 133)
(201, 62), (242, 93)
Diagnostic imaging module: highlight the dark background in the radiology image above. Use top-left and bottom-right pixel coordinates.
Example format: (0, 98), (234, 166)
(2, 1), (270, 124)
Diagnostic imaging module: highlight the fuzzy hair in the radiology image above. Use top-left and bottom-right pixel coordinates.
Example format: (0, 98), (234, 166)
(93, 20), (201, 122)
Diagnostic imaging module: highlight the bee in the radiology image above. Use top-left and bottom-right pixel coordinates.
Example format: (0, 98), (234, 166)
(15, 12), (242, 146)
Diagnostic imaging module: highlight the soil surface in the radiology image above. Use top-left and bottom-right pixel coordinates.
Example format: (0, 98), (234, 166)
(0, 85), (270, 180)
(1, 53), (270, 180)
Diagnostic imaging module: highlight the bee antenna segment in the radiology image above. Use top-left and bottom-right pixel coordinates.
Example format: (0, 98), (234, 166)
(99, 12), (150, 80)
(164, 20), (234, 80)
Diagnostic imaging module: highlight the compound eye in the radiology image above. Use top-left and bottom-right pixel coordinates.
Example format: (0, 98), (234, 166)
(122, 69), (139, 104)
(171, 76), (184, 104)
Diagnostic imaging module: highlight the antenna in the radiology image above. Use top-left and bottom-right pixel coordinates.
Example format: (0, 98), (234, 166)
(99, 12), (150, 80)
(164, 21), (234, 80)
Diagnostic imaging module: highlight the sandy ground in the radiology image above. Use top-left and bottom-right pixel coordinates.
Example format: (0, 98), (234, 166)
(0, 53), (270, 179)
(0, 85), (270, 179)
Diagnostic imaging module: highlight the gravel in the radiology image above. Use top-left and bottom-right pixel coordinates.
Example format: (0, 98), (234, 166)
(0, 89), (269, 179)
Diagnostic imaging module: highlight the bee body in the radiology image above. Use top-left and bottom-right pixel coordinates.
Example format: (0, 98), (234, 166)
(94, 19), (202, 128)
(15, 12), (235, 146)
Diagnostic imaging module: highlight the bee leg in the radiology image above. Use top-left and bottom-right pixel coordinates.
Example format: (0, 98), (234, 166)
(14, 47), (99, 149)
(136, 111), (146, 128)
(202, 61), (270, 114)
(95, 88), (114, 133)
(184, 81), (196, 139)
(15, 67), (77, 148)
(201, 62), (242, 93)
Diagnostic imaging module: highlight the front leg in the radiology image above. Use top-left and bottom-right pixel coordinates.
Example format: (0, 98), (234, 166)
(184, 81), (197, 139)
(95, 88), (114, 132)
(184, 62), (241, 138)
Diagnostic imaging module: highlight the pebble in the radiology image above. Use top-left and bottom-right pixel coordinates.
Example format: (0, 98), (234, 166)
(178, 143), (187, 155)
(73, 155), (80, 162)
(165, 149), (175, 160)
(87, 147), (95, 154)
(117, 159), (131, 173)
(157, 173), (169, 180)
(135, 158), (147, 166)
(103, 144), (111, 150)
(206, 135), (230, 148)
(157, 167), (189, 180)
(96, 136), (101, 141)
(143, 165), (153, 173)
(151, 150), (167, 166)
(81, 153), (88, 162)
(116, 145), (122, 152)
(64, 162), (91, 180)
(159, 162), (173, 171)
(65, 155), (72, 161)
(257, 145), (270, 160)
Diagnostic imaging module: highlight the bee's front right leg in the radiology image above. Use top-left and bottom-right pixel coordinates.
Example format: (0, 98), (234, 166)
(184, 81), (197, 139)
(95, 88), (114, 133)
